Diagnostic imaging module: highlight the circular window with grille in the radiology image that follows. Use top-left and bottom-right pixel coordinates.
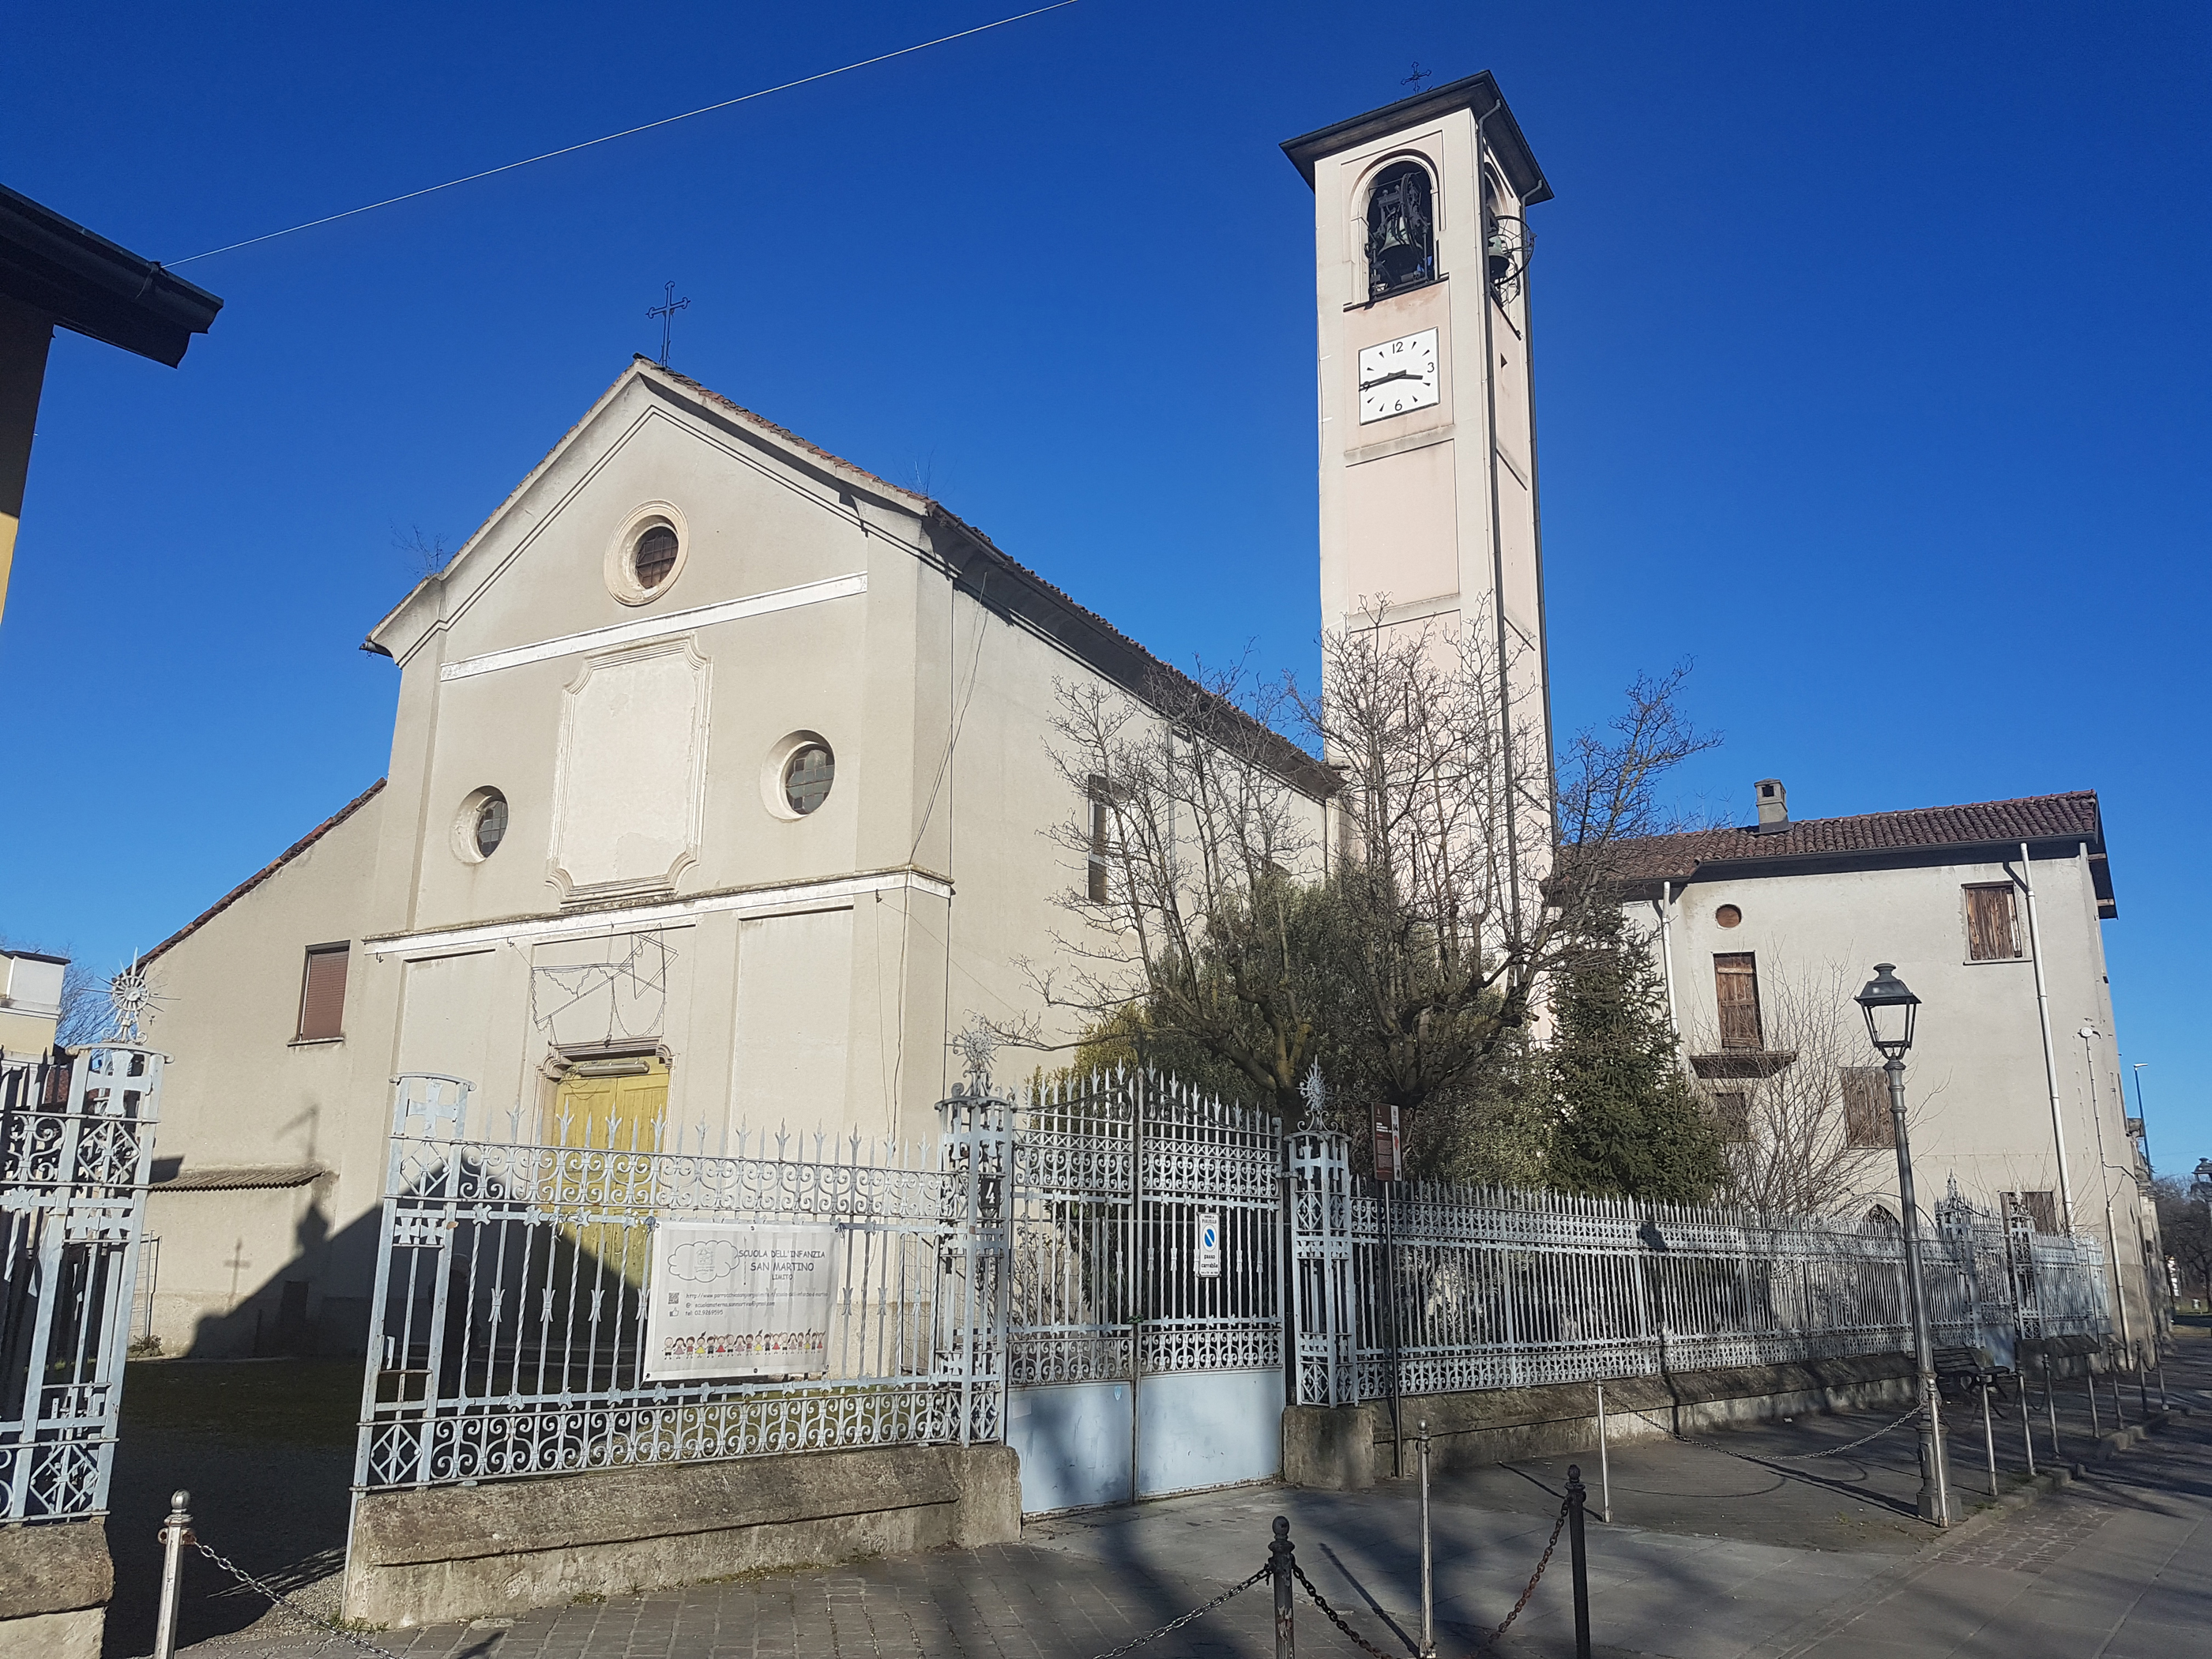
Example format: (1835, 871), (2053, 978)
(604, 502), (689, 605)
(784, 745), (835, 814)
(453, 787), (510, 863)
(763, 732), (836, 821)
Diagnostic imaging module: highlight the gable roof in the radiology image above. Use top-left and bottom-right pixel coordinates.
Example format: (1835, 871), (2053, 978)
(141, 779), (386, 965)
(363, 359), (1337, 800)
(1609, 791), (2115, 917)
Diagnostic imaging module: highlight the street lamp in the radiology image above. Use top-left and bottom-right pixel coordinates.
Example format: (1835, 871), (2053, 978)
(1855, 962), (1954, 1526)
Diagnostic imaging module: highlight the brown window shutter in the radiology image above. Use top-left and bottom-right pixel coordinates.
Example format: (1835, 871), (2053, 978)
(1085, 776), (1111, 903)
(1964, 885), (2019, 961)
(2011, 1190), (2059, 1233)
(1841, 1067), (1894, 1148)
(1713, 953), (1762, 1050)
(297, 945), (351, 1041)
(1710, 1091), (1752, 1142)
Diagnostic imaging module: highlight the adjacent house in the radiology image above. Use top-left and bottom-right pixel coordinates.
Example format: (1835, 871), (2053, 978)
(1613, 781), (2157, 1344)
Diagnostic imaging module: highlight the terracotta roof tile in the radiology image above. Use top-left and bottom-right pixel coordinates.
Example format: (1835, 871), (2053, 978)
(141, 779), (386, 964)
(1610, 791), (2105, 884)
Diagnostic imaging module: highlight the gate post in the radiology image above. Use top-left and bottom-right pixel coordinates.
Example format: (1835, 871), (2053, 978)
(1288, 1068), (1353, 1407)
(938, 1080), (1012, 1446)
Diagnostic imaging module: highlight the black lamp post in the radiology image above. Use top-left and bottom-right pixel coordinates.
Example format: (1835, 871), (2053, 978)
(1855, 962), (1954, 1525)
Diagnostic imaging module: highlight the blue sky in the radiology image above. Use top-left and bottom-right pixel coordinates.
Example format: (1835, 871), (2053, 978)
(4, 3), (2205, 1161)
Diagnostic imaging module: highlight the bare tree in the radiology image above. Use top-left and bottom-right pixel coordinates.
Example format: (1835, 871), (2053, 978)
(1688, 960), (1910, 1219)
(1014, 664), (1332, 1115)
(2152, 1176), (2212, 1312)
(1011, 604), (1713, 1147)
(1295, 603), (1714, 1123)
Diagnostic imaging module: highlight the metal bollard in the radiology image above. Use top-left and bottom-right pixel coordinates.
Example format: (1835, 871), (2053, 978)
(2019, 1373), (2036, 1478)
(1980, 1380), (1998, 1497)
(2045, 1359), (2060, 1460)
(2136, 1345), (2150, 1416)
(1271, 1514), (1296, 1659)
(1594, 1380), (1612, 1523)
(152, 1489), (193, 1659)
(2086, 1367), (2101, 1439)
(1566, 1464), (1592, 1659)
(1417, 1421), (1435, 1659)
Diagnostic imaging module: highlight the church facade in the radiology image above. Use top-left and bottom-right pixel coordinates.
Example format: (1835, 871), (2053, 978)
(137, 73), (1556, 1358)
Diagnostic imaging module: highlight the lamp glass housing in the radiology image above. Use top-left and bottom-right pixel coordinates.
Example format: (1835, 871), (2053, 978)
(1855, 962), (1920, 1059)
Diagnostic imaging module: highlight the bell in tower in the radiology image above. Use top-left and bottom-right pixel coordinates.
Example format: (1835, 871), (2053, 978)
(1364, 161), (1435, 299)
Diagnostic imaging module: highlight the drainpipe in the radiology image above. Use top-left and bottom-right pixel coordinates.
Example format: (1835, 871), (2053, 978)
(2082, 1026), (2135, 1355)
(2017, 841), (2075, 1231)
(1656, 881), (1679, 1036)
(1473, 107), (1522, 944)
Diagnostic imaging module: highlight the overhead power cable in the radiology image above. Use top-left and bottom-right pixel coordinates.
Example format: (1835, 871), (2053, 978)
(166, 2), (1078, 267)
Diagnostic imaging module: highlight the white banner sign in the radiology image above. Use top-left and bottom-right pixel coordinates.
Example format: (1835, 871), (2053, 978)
(644, 1221), (840, 1382)
(1196, 1212), (1221, 1278)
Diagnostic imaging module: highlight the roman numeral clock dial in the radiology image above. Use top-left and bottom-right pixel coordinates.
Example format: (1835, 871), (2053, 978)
(1356, 328), (1439, 423)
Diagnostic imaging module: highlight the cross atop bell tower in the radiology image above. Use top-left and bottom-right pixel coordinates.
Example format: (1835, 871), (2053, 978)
(1282, 71), (1554, 758)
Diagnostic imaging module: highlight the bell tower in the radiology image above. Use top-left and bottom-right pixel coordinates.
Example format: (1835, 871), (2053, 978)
(1282, 71), (1554, 761)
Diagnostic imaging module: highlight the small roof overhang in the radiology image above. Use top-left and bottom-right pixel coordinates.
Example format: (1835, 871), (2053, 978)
(0, 182), (223, 367)
(1280, 71), (1552, 205)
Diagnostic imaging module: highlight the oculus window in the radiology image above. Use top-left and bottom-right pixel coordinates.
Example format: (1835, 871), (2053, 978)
(784, 745), (834, 815)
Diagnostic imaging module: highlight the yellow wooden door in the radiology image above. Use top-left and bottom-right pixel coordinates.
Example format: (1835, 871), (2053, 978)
(549, 1059), (668, 1283)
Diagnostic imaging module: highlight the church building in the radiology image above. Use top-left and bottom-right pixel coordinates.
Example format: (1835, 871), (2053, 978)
(135, 72), (1555, 1357)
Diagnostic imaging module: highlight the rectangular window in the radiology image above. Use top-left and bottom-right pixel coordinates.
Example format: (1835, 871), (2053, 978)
(1710, 1091), (1752, 1142)
(1085, 776), (1111, 904)
(1964, 883), (2022, 961)
(2008, 1190), (2060, 1234)
(1714, 952), (1762, 1050)
(1841, 1067), (1894, 1148)
(295, 944), (351, 1042)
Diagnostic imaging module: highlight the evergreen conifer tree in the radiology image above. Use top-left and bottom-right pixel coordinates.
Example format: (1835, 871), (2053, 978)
(1544, 915), (1730, 1203)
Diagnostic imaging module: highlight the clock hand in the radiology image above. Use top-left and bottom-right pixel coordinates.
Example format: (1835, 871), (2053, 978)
(1359, 369), (1425, 390)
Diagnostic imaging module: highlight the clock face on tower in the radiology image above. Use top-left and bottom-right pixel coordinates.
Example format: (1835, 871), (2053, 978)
(1357, 329), (1439, 423)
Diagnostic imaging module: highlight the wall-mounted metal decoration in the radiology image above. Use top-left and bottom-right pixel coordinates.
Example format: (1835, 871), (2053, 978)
(1486, 213), (1532, 305)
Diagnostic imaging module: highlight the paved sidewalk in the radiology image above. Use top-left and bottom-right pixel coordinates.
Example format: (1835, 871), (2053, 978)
(152, 1349), (2212, 1659)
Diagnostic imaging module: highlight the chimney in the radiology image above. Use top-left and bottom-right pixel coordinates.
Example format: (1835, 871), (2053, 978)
(1755, 778), (1789, 833)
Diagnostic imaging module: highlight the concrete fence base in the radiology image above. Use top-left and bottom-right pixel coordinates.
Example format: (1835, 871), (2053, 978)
(343, 1442), (1021, 1630)
(1284, 1355), (1924, 1488)
(0, 1517), (111, 1659)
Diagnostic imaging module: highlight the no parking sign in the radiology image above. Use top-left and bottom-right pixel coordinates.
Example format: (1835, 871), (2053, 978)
(1196, 1212), (1221, 1277)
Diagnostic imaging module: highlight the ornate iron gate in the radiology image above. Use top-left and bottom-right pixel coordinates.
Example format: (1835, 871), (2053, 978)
(0, 1046), (163, 1522)
(1004, 1069), (1282, 1513)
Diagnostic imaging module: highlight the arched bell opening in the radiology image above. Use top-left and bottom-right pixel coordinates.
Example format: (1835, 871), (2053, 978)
(1364, 160), (1436, 301)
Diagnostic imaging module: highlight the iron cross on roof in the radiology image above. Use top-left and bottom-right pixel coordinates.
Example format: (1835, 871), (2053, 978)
(648, 280), (690, 366)
(1401, 62), (1435, 94)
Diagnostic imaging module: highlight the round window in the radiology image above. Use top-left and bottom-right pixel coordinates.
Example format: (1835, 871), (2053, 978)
(1714, 904), (1742, 928)
(632, 524), (679, 592)
(783, 745), (834, 815)
(472, 792), (510, 857)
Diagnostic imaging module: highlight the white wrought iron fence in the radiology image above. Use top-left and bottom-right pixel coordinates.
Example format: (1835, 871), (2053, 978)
(352, 1074), (1007, 1493)
(1293, 1130), (2112, 1407)
(0, 1045), (163, 1522)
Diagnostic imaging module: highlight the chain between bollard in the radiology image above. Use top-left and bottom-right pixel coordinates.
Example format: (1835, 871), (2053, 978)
(189, 1539), (404, 1659)
(1288, 1494), (1571, 1659)
(1078, 1562), (1273, 1659)
(1623, 1399), (1924, 1464)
